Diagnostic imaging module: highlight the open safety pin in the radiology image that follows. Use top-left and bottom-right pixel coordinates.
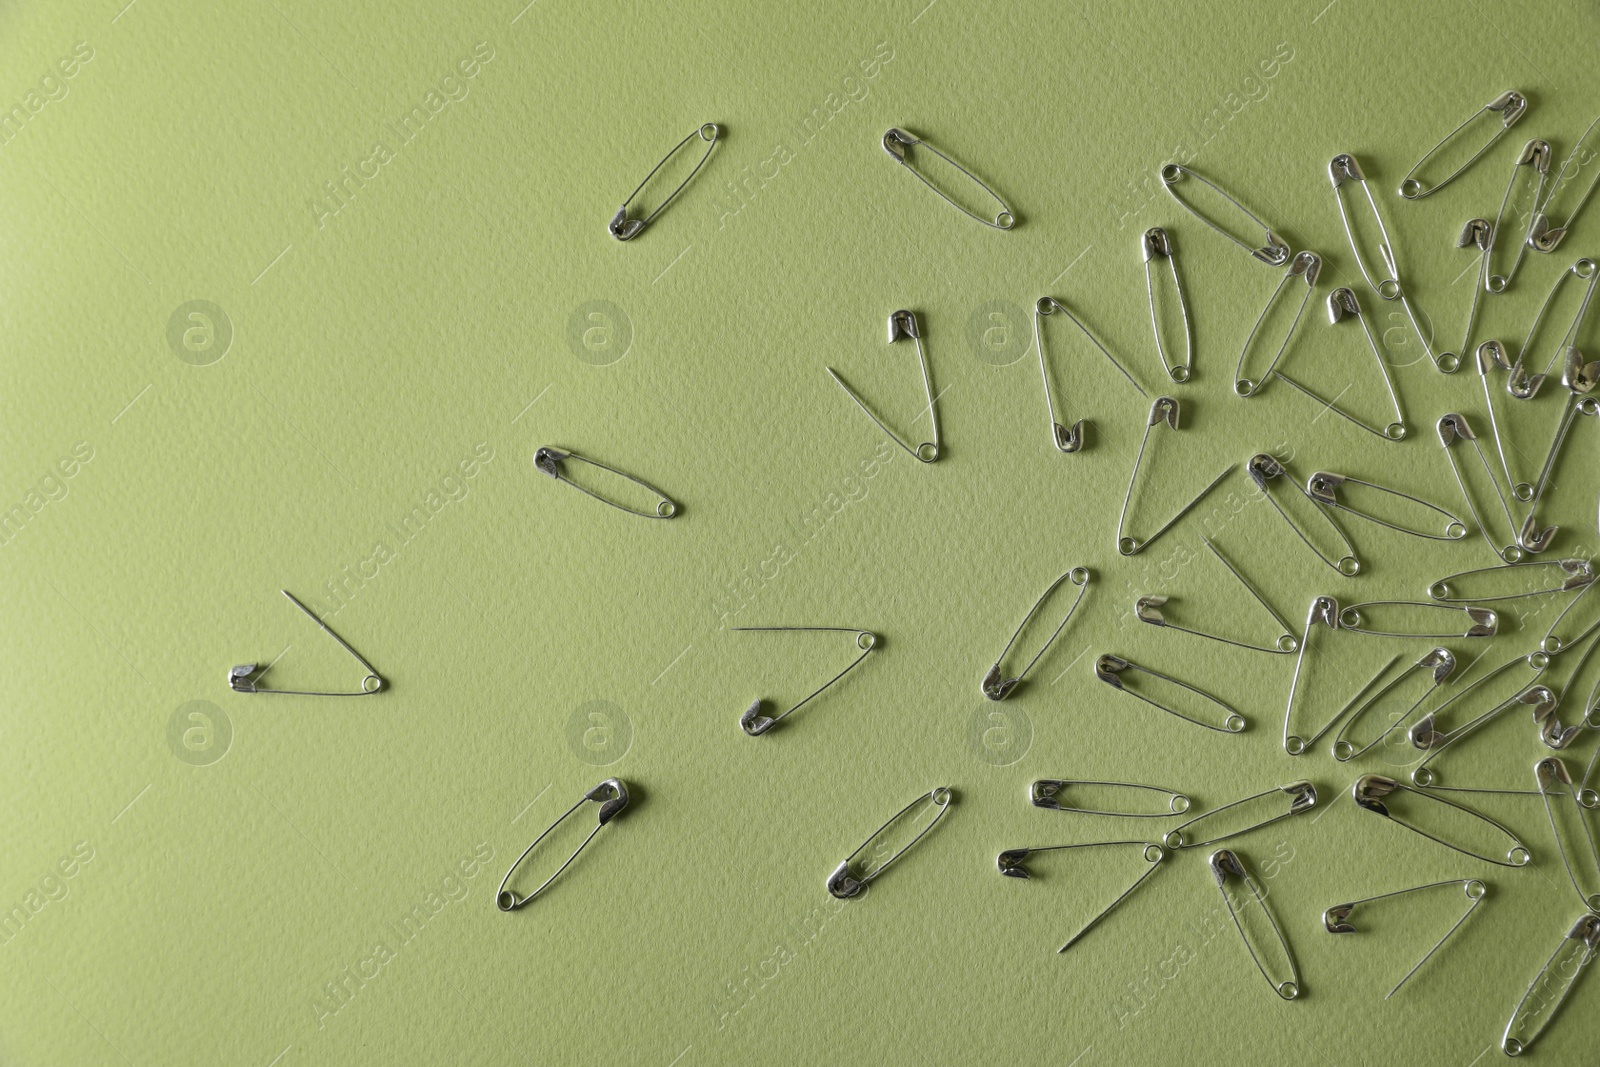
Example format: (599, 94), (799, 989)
(1135, 537), (1298, 655)
(1398, 90), (1526, 200)
(732, 626), (878, 735)
(498, 779), (629, 910)
(1211, 849), (1301, 1000)
(828, 310), (941, 463)
(609, 124), (719, 240)
(1307, 471), (1467, 541)
(1159, 163), (1289, 265)
(1283, 596), (1372, 755)
(983, 567), (1091, 699)
(229, 590), (384, 696)
(1354, 774), (1530, 866)
(536, 447), (678, 518)
(1501, 914), (1600, 1056)
(1118, 397), (1233, 555)
(1035, 296), (1147, 453)
(1248, 454), (1361, 575)
(1529, 112), (1600, 253)
(882, 128), (1014, 229)
(997, 840), (1165, 953)
(1142, 228), (1192, 383)
(828, 787), (952, 899)
(1274, 287), (1408, 441)
(1235, 251), (1320, 397)
(1323, 878), (1487, 999)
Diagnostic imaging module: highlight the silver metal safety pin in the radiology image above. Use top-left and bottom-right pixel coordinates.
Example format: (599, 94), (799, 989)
(983, 567), (1091, 700)
(1235, 251), (1320, 397)
(1118, 397), (1233, 556)
(1539, 568), (1600, 654)
(1428, 558), (1593, 603)
(1283, 596), (1369, 755)
(827, 786), (951, 899)
(536, 446), (678, 518)
(1211, 849), (1300, 1000)
(1096, 653), (1247, 734)
(1409, 650), (1546, 755)
(1332, 649), (1455, 762)
(1247, 454), (1360, 575)
(882, 128), (1014, 229)
(1437, 413), (1524, 563)
(1163, 782), (1317, 850)
(1520, 347), (1600, 523)
(1477, 340), (1525, 495)
(1438, 218), (1493, 373)
(1307, 470), (1467, 541)
(1159, 163), (1289, 265)
(1030, 778), (1190, 817)
(498, 779), (629, 910)
(1508, 258), (1598, 400)
(610, 124), (719, 241)
(732, 626), (878, 735)
(1323, 878), (1487, 1000)
(1529, 112), (1600, 253)
(1536, 758), (1600, 911)
(1035, 295), (1147, 453)
(1337, 601), (1497, 639)
(828, 309), (941, 463)
(1485, 140), (1550, 291)
(229, 590), (384, 696)
(1412, 683), (1553, 788)
(997, 840), (1165, 953)
(1273, 287), (1407, 440)
(1398, 90), (1526, 200)
(1142, 228), (1192, 383)
(1501, 914), (1600, 1056)
(1354, 774), (1530, 867)
(1136, 538), (1298, 656)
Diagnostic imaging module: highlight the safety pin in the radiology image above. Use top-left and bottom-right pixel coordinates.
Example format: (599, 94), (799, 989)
(1399, 90), (1527, 200)
(827, 786), (951, 899)
(827, 310), (940, 463)
(997, 840), (1165, 953)
(1035, 296), (1146, 453)
(882, 128), (1014, 229)
(1323, 878), (1487, 1000)
(983, 567), (1091, 699)
(1163, 782), (1317, 849)
(732, 626), (878, 735)
(1485, 140), (1550, 291)
(1117, 397), (1233, 555)
(1582, 736), (1600, 808)
(1502, 914), (1600, 1056)
(1508, 258), (1598, 400)
(1534, 696), (1583, 750)
(1354, 774), (1530, 867)
(1414, 687), (1559, 789)
(1520, 348), (1600, 518)
(1332, 649), (1456, 762)
(535, 447), (678, 518)
(1142, 228), (1192, 383)
(1135, 539), (1298, 656)
(1529, 112), (1600, 253)
(1409, 650), (1546, 753)
(1283, 596), (1368, 754)
(1096, 654), (1246, 734)
(1429, 558), (1594, 603)
(1159, 163), (1289, 265)
(1439, 219), (1493, 373)
(1437, 413), (1524, 563)
(1477, 340), (1526, 496)
(229, 590), (384, 696)
(1337, 601), (1497, 639)
(1536, 758), (1600, 911)
(609, 124), (719, 241)
(1540, 567), (1600, 654)
(1247, 453), (1361, 575)
(1275, 287), (1407, 440)
(1234, 251), (1320, 397)
(497, 779), (629, 910)
(1030, 778), (1191, 818)
(1307, 470), (1468, 542)
(1210, 849), (1300, 1000)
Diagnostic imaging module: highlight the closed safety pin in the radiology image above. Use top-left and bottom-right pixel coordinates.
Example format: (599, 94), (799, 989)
(983, 567), (1091, 700)
(1437, 413), (1524, 563)
(1283, 596), (1362, 754)
(1247, 454), (1361, 575)
(827, 786), (951, 899)
(1307, 471), (1468, 541)
(1035, 296), (1147, 453)
(1117, 397), (1234, 555)
(1529, 112), (1600, 253)
(1337, 601), (1497, 639)
(1477, 340), (1525, 496)
(1354, 774), (1531, 866)
(732, 626), (878, 735)
(1486, 140), (1550, 291)
(1502, 914), (1600, 1056)
(997, 840), (1165, 953)
(1439, 219), (1493, 373)
(1508, 258), (1598, 400)
(1275, 287), (1408, 441)
(1211, 849), (1301, 1000)
(1399, 90), (1527, 200)
(882, 128), (1014, 229)
(1236, 251), (1321, 397)
(229, 590), (384, 696)
(1428, 558), (1594, 603)
(1323, 878), (1487, 999)
(1408, 651), (1546, 759)
(1096, 653), (1246, 734)
(1159, 163), (1289, 265)
(609, 124), (719, 241)
(1163, 782), (1317, 850)
(1536, 758), (1600, 911)
(828, 309), (941, 463)
(1142, 228), (1192, 383)
(1030, 778), (1191, 817)
(1541, 572), (1600, 654)
(535, 447), (678, 518)
(1520, 348), (1600, 520)
(1135, 538), (1298, 655)
(497, 779), (629, 910)
(1332, 649), (1456, 762)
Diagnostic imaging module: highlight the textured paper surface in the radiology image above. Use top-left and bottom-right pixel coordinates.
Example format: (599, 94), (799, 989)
(4, 0), (1600, 1063)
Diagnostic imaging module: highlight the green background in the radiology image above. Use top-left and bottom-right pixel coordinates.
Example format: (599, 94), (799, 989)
(4, 0), (1600, 1063)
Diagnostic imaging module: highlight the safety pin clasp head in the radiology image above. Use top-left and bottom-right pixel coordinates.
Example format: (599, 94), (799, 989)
(1326, 286), (1361, 323)
(1463, 607), (1499, 638)
(608, 206), (645, 242)
(1323, 902), (1358, 934)
(996, 848), (1033, 879)
(740, 699), (778, 736)
(1134, 595), (1169, 627)
(1054, 420), (1085, 453)
(1306, 472), (1345, 506)
(1030, 780), (1067, 809)
(1094, 654), (1131, 689)
(981, 663), (1019, 702)
(881, 127), (917, 162)
(1288, 250), (1322, 285)
(229, 664), (263, 692)
(533, 447), (566, 478)
(586, 778), (630, 824)
(1329, 153), (1366, 186)
(1284, 780), (1318, 814)
(1518, 512), (1559, 553)
(826, 860), (866, 899)
(1422, 647), (1457, 683)
(1563, 347), (1600, 394)
(1477, 339), (1511, 373)
(1436, 413), (1475, 447)
(1491, 89), (1529, 124)
(1458, 218), (1493, 251)
(887, 309), (920, 343)
(1352, 773), (1400, 813)
(1141, 227), (1173, 261)
(1246, 452), (1285, 488)
(1148, 396), (1180, 429)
